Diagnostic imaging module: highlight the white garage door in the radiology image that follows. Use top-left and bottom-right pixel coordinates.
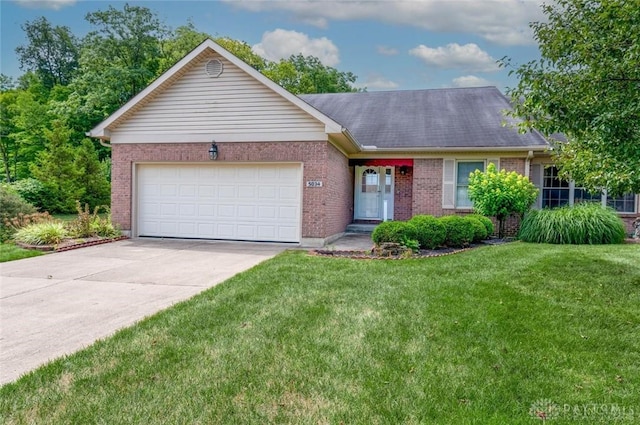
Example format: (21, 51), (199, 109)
(137, 163), (302, 242)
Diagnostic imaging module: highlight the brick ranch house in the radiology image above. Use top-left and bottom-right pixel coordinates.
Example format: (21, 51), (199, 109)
(88, 39), (639, 246)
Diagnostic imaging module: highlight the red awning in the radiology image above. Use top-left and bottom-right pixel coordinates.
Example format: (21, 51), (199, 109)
(351, 159), (414, 167)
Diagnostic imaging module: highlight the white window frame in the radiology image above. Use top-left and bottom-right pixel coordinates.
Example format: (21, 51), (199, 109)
(442, 158), (499, 209)
(455, 160), (485, 209)
(535, 165), (638, 214)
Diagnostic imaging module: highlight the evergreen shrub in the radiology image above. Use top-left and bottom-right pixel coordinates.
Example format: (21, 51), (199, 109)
(438, 215), (474, 248)
(408, 215), (446, 249)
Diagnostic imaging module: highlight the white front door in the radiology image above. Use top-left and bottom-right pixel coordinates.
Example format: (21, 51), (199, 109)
(354, 166), (394, 220)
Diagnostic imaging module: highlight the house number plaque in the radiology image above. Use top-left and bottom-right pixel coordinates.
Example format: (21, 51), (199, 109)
(306, 181), (323, 187)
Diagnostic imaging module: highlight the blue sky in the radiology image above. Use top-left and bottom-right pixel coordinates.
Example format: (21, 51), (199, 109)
(1, 0), (545, 92)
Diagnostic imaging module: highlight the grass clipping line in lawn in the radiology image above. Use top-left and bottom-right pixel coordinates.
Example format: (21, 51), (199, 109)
(1, 243), (639, 424)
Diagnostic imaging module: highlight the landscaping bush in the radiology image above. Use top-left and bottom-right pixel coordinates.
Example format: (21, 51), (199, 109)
(9, 178), (47, 210)
(466, 214), (494, 236)
(519, 202), (626, 244)
(468, 163), (538, 237)
(66, 202), (121, 238)
(372, 220), (418, 245)
(463, 216), (488, 243)
(0, 186), (37, 242)
(438, 215), (474, 248)
(14, 221), (68, 246)
(409, 215), (446, 249)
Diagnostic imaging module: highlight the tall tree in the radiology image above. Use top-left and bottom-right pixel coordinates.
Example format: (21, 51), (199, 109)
(82, 3), (169, 103)
(30, 121), (84, 213)
(264, 54), (360, 94)
(15, 17), (80, 89)
(0, 90), (19, 182)
(503, 0), (640, 195)
(157, 22), (211, 75)
(9, 88), (51, 180)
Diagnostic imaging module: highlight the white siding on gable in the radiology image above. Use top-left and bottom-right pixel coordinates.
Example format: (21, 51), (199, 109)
(110, 53), (326, 143)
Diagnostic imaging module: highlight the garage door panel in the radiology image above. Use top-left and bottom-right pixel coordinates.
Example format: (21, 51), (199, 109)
(279, 206), (298, 220)
(179, 204), (196, 216)
(198, 204), (215, 216)
(237, 225), (257, 239)
(218, 185), (235, 199)
(217, 204), (235, 217)
(258, 206), (276, 219)
(160, 203), (177, 216)
(160, 184), (177, 196)
(138, 163), (301, 242)
(237, 205), (256, 218)
(179, 185), (197, 197)
(238, 185), (256, 198)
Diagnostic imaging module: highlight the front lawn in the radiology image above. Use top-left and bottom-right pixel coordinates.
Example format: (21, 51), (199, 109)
(0, 243), (43, 262)
(1, 243), (639, 424)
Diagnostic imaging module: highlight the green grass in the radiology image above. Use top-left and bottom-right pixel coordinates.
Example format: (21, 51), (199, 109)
(2, 243), (639, 424)
(0, 243), (43, 262)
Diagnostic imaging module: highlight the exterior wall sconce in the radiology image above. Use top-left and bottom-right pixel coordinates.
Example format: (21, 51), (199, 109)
(208, 142), (218, 160)
(399, 166), (409, 176)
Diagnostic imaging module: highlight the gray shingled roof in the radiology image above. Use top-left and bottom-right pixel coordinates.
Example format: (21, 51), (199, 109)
(299, 86), (549, 150)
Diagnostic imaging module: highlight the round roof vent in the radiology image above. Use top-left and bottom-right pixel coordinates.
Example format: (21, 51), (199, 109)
(205, 59), (223, 78)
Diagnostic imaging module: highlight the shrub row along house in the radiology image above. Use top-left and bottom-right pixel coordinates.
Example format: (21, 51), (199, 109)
(88, 39), (639, 246)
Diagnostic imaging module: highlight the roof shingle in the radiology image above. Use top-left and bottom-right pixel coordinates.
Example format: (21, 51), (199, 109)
(299, 86), (548, 150)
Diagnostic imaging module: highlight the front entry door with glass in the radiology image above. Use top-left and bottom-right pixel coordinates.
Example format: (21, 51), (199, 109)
(354, 166), (394, 220)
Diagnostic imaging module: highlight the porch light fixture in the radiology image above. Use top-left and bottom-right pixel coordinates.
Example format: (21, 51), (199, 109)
(208, 142), (218, 160)
(399, 166), (409, 175)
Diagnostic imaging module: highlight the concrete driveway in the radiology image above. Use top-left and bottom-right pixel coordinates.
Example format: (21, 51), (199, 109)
(0, 238), (286, 385)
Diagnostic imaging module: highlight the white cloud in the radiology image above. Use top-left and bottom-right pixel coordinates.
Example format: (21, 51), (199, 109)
(360, 74), (399, 90)
(451, 75), (493, 87)
(377, 46), (399, 56)
(224, 0), (545, 46)
(252, 29), (340, 66)
(409, 43), (499, 72)
(14, 0), (76, 10)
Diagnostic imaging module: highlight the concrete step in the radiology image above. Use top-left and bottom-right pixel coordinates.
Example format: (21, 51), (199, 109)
(345, 223), (377, 234)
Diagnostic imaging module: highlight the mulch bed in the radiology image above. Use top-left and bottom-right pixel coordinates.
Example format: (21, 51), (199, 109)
(16, 235), (129, 253)
(311, 238), (516, 260)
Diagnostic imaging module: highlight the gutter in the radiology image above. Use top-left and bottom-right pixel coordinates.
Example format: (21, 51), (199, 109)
(356, 145), (548, 153)
(86, 131), (112, 149)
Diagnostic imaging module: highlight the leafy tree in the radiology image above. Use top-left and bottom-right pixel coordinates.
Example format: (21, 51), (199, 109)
(30, 121), (84, 213)
(75, 139), (110, 208)
(503, 0), (640, 195)
(157, 22), (211, 75)
(15, 17), (80, 89)
(264, 54), (360, 94)
(0, 74), (15, 91)
(468, 163), (539, 238)
(9, 89), (52, 180)
(0, 90), (19, 182)
(215, 37), (268, 71)
(84, 4), (169, 100)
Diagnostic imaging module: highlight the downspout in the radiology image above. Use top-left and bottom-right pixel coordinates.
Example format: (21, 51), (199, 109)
(99, 139), (112, 149)
(525, 150), (534, 178)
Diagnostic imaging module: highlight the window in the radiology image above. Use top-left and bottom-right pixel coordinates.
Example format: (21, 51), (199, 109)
(456, 161), (484, 208)
(540, 166), (636, 213)
(542, 166), (570, 208)
(607, 193), (636, 213)
(361, 168), (378, 193)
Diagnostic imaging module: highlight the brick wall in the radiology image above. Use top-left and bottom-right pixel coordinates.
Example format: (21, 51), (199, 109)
(394, 167), (413, 221)
(111, 141), (350, 240)
(411, 159), (444, 216)
(324, 143), (354, 236)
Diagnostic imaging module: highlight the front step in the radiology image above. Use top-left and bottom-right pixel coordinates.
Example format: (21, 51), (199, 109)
(345, 223), (378, 234)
